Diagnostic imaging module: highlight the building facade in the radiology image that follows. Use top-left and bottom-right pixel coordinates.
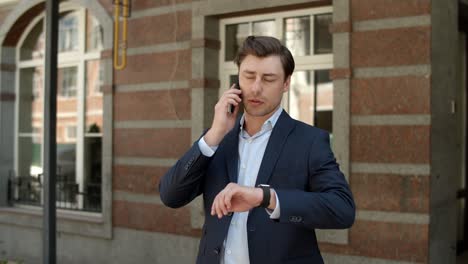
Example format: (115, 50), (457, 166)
(0, 0), (466, 263)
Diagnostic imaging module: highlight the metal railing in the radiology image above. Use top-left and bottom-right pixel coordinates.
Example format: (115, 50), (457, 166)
(7, 171), (101, 213)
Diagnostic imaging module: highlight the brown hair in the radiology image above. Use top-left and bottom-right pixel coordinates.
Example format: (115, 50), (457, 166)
(234, 35), (295, 79)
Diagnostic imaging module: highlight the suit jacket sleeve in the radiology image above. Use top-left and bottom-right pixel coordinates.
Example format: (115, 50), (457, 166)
(159, 140), (211, 208)
(274, 130), (355, 230)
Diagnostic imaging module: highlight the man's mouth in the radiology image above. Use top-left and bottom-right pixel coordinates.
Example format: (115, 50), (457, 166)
(248, 99), (263, 105)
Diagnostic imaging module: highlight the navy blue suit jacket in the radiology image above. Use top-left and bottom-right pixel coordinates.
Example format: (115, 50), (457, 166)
(159, 111), (355, 264)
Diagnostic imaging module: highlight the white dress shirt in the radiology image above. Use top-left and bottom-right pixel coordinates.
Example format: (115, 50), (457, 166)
(198, 107), (283, 264)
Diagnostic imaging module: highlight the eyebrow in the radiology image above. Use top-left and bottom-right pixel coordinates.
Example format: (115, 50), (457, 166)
(263, 73), (278, 78)
(242, 70), (279, 77)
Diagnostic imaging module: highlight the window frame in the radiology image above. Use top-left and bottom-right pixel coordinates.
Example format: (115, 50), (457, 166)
(219, 6), (333, 128)
(13, 3), (103, 214)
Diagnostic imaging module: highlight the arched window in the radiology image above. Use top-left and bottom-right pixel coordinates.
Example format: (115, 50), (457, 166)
(13, 4), (104, 213)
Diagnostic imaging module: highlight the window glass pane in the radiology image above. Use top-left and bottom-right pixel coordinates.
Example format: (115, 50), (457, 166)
(20, 20), (45, 61)
(58, 67), (78, 98)
(314, 13), (332, 54)
(288, 70), (314, 125)
(15, 9), (104, 212)
(252, 20), (275, 37)
(85, 60), (103, 134)
(16, 136), (42, 204)
(84, 136), (102, 212)
(56, 138), (77, 207)
(15, 68), (42, 204)
(85, 60), (103, 212)
(17, 136), (42, 177)
(225, 23), (249, 61)
(56, 65), (78, 208)
(56, 63), (78, 208)
(315, 70), (333, 134)
(287, 70), (333, 134)
(284, 16), (310, 56)
(86, 11), (103, 52)
(59, 12), (79, 52)
(19, 67), (43, 133)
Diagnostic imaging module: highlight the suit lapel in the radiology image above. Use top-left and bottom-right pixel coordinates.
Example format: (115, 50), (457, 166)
(224, 120), (241, 183)
(255, 111), (296, 186)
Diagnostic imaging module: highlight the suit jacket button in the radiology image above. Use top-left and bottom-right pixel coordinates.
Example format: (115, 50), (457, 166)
(289, 216), (302, 223)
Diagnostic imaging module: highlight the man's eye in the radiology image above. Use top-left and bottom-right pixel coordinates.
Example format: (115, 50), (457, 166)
(264, 79), (276, 82)
(245, 76), (255, 80)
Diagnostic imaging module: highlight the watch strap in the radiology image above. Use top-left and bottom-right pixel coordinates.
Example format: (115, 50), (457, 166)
(257, 184), (270, 208)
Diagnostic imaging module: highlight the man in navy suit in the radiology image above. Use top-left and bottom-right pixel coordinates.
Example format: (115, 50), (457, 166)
(159, 36), (355, 264)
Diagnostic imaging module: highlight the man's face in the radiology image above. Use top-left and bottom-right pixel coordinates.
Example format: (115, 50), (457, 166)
(238, 55), (290, 119)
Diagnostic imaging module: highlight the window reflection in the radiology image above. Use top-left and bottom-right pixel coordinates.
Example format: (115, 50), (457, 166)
(225, 23), (249, 61)
(56, 64), (78, 207)
(252, 20), (275, 37)
(59, 12), (79, 52)
(56, 138), (77, 206)
(20, 20), (45, 61)
(86, 11), (103, 52)
(84, 136), (102, 211)
(17, 136), (42, 178)
(314, 13), (332, 54)
(16, 136), (42, 204)
(288, 71), (314, 125)
(284, 16), (310, 56)
(19, 68), (43, 134)
(287, 70), (333, 134)
(58, 67), (78, 98)
(85, 60), (103, 133)
(14, 8), (104, 213)
(315, 70), (333, 133)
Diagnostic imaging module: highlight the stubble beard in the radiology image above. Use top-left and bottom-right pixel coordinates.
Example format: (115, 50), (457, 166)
(243, 100), (280, 119)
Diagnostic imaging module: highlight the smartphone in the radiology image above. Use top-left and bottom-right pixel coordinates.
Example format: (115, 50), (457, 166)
(228, 82), (241, 114)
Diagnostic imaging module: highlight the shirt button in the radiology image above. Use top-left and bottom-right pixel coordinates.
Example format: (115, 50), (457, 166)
(227, 249), (232, 255)
(247, 139), (252, 143)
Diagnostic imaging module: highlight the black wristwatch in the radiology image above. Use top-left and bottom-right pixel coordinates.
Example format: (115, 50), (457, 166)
(257, 184), (271, 208)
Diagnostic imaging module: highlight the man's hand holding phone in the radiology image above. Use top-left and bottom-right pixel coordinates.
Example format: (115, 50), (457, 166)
(204, 83), (242, 147)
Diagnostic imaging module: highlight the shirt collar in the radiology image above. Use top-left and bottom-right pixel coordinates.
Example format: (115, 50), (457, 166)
(239, 106), (283, 132)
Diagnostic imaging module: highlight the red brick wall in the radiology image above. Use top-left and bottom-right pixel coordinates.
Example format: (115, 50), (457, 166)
(351, 76), (430, 115)
(110, 1), (199, 237)
(325, 0), (432, 262)
(351, 0), (431, 21)
(114, 89), (191, 121)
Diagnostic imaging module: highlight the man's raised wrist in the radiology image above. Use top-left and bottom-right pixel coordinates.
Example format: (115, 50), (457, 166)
(204, 128), (226, 146)
(257, 184), (271, 208)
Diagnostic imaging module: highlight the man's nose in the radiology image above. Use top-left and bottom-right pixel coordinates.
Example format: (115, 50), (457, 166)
(251, 78), (262, 95)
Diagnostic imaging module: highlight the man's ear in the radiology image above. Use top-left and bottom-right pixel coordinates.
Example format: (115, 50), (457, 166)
(283, 75), (291, 93)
